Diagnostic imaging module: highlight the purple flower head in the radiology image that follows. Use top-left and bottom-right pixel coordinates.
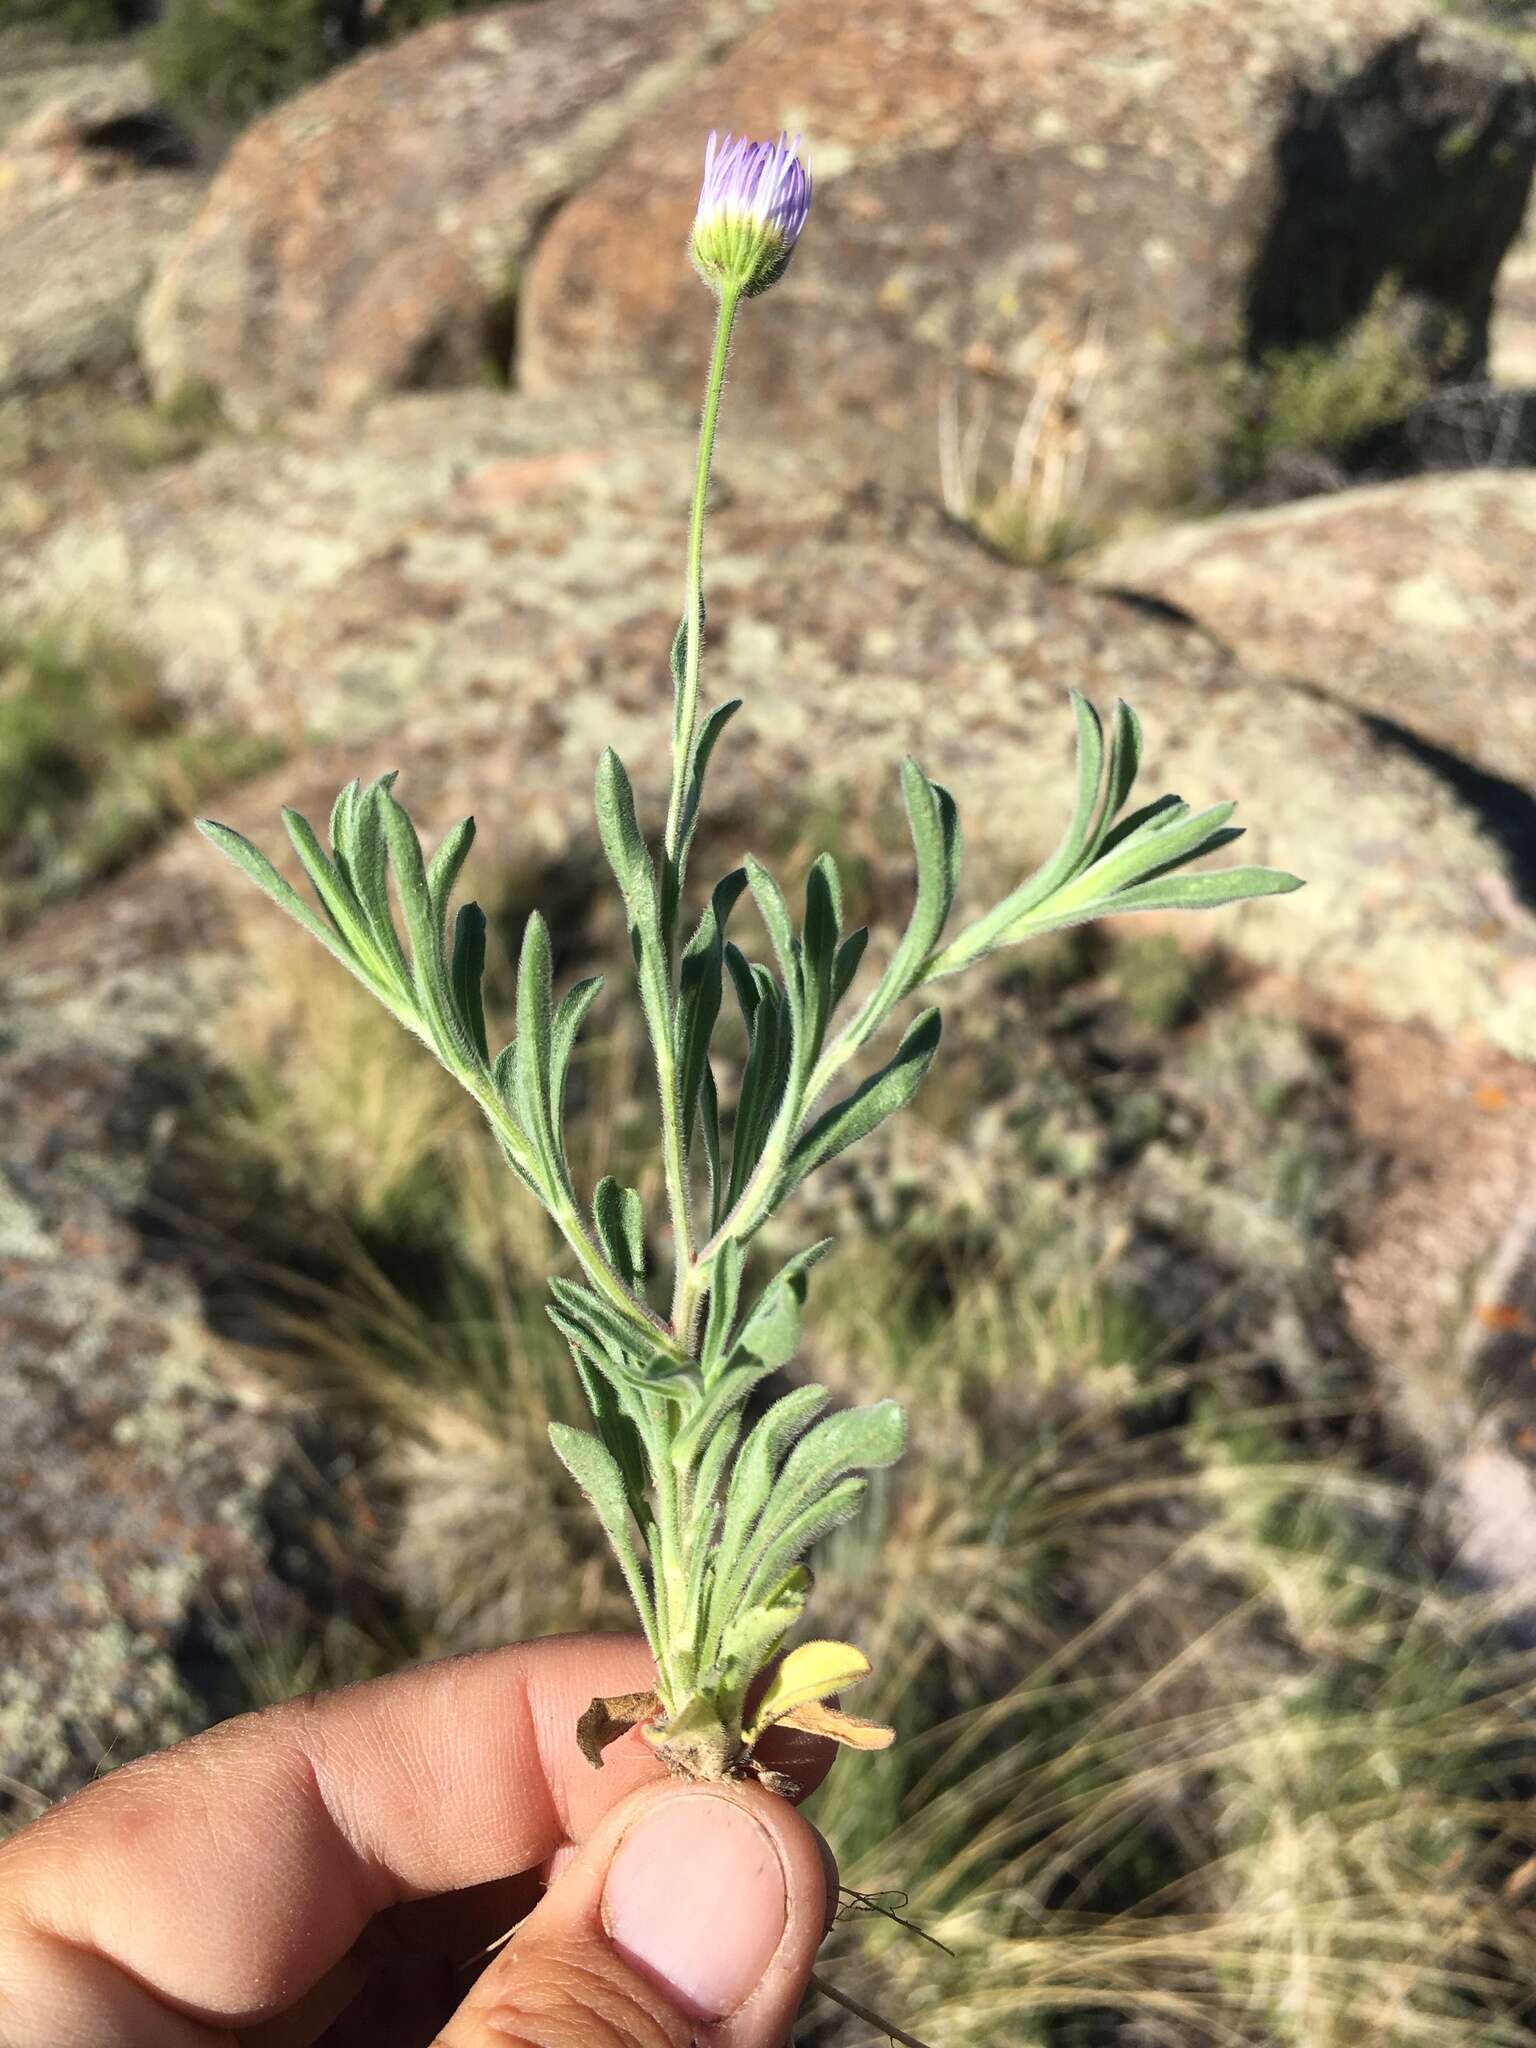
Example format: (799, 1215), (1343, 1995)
(691, 131), (812, 297)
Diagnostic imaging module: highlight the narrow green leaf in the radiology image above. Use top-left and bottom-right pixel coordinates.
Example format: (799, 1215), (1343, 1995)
(1109, 867), (1305, 913)
(701, 1237), (745, 1379)
(380, 790), (472, 1064)
(1061, 800), (1237, 910)
(595, 748), (653, 903)
(547, 1301), (694, 1406)
(669, 612), (690, 700)
(669, 1359), (772, 1465)
(926, 691), (1107, 977)
(1098, 699), (1145, 844)
(663, 697), (741, 952)
(1094, 794), (1189, 863)
(619, 1186), (646, 1289)
(328, 778), (361, 869)
(548, 1420), (634, 1542)
(283, 806), (366, 943)
(700, 1065), (724, 1234)
(549, 974), (603, 1147)
(744, 858), (807, 1164)
(727, 978), (787, 1209)
(566, 1336), (650, 1513)
(197, 819), (353, 967)
(831, 926), (868, 1011)
(736, 1386), (830, 1525)
(728, 1270), (803, 1378)
(512, 911), (559, 1172)
(859, 763), (963, 1026)
(592, 1179), (647, 1292)
(690, 1406), (743, 1522)
(682, 1498), (721, 1641)
(771, 1400), (906, 1516)
(704, 1383), (830, 1617)
(668, 699), (743, 946)
(593, 1177), (635, 1290)
(744, 856), (799, 1000)
(547, 1278), (690, 1393)
(594, 748), (672, 1058)
(449, 902), (490, 1065)
(736, 1476), (867, 1612)
(719, 1590), (807, 1687)
(682, 700), (741, 840)
(426, 814), (476, 919)
(802, 855), (841, 1068)
(346, 778), (410, 990)
(724, 941), (760, 1031)
(548, 1422), (655, 1638)
(780, 1008), (942, 1201)
(677, 870), (747, 1150)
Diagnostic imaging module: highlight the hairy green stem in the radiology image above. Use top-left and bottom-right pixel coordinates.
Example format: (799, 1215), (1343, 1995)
(664, 284), (741, 869)
(658, 1031), (698, 1331)
(662, 285), (741, 1334)
(469, 1074), (680, 1360)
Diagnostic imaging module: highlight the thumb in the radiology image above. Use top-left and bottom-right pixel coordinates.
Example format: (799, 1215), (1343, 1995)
(436, 1777), (834, 2048)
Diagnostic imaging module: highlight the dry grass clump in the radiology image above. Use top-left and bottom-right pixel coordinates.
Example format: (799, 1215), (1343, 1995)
(0, 620), (277, 932)
(938, 317), (1106, 569)
(810, 1432), (1536, 2047)
(0, 378), (227, 478)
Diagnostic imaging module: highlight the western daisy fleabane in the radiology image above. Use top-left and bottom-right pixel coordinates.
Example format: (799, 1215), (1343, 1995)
(690, 130), (812, 298)
(201, 121), (1301, 1814)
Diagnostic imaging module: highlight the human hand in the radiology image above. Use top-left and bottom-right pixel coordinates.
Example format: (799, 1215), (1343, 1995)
(0, 1634), (838, 2047)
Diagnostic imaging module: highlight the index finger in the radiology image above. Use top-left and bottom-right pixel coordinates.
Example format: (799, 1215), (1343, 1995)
(0, 1635), (665, 2036)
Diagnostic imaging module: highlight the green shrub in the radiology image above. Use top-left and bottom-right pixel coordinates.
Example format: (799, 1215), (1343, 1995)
(146, 0), (500, 130)
(0, 378), (227, 478)
(1224, 280), (1464, 489)
(0, 0), (140, 36)
(148, 0), (354, 127)
(1250, 322), (1428, 461)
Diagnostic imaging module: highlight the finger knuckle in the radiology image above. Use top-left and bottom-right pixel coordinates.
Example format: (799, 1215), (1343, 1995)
(466, 1936), (688, 2048)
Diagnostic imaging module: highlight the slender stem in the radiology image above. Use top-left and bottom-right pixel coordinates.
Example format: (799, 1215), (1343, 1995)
(469, 1076), (680, 1359)
(662, 283), (742, 1332)
(809, 1974), (937, 2048)
(639, 1397), (680, 1703)
(657, 1032), (697, 1329)
(664, 284), (742, 867)
(695, 1025), (857, 1266)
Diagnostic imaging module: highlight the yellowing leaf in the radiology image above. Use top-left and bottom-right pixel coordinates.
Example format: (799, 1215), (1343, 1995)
(777, 1699), (895, 1751)
(744, 1639), (872, 1744)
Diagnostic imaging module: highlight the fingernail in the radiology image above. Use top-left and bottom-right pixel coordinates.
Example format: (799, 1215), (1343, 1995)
(602, 1793), (788, 2021)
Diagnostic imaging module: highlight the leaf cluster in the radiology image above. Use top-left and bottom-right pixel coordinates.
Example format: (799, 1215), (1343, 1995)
(201, 689), (1298, 1733)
